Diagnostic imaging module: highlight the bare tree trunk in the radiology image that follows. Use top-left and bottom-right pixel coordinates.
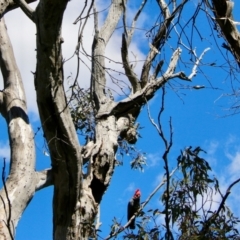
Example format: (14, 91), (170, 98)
(0, 17), (36, 239)
(34, 1), (83, 239)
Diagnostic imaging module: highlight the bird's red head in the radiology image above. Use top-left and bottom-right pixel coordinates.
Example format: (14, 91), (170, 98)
(133, 189), (141, 199)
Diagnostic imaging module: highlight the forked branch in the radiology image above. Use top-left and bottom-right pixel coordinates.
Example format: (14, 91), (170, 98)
(199, 177), (240, 235)
(12, 0), (35, 21)
(1, 0), (36, 15)
(122, 0), (148, 46)
(97, 47), (187, 119)
(91, 0), (125, 108)
(140, 0), (187, 87)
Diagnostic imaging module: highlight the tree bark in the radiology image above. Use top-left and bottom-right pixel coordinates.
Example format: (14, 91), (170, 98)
(34, 1), (83, 239)
(0, 0), (36, 15)
(0, 17), (36, 239)
(211, 0), (240, 65)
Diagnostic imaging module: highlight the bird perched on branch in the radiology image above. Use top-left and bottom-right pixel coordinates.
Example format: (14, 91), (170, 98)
(127, 189), (141, 229)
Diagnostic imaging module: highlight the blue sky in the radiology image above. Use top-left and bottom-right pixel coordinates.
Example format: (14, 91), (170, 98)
(1, 0), (240, 239)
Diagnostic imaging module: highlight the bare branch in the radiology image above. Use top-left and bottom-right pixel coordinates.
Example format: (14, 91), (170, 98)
(188, 48), (210, 80)
(200, 177), (240, 235)
(215, 177), (240, 217)
(172, 0), (176, 11)
(146, 99), (161, 135)
(73, 0), (94, 24)
(142, 167), (177, 211)
(93, 2), (99, 32)
(122, 0), (128, 39)
(104, 167), (178, 239)
(140, 1), (187, 87)
(157, 0), (171, 19)
(13, 0), (35, 22)
(99, 0), (123, 44)
(163, 48), (182, 76)
(68, 0), (94, 94)
(97, 48), (184, 118)
(35, 169), (53, 191)
(121, 0), (147, 94)
(91, 0), (124, 108)
(0, 0), (36, 15)
(0, 18), (25, 93)
(125, 0), (148, 46)
(146, 87), (174, 239)
(121, 34), (141, 93)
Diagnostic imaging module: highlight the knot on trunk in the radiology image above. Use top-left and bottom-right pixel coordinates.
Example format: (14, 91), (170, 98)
(82, 141), (102, 163)
(117, 116), (138, 144)
(122, 126), (138, 144)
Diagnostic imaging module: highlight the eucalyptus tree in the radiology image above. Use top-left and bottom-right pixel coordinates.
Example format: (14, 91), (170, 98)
(0, 0), (238, 239)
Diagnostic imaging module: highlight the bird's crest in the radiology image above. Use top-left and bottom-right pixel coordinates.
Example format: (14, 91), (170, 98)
(133, 189), (141, 198)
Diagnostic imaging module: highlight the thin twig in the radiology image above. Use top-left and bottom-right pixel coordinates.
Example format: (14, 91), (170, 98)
(158, 88), (174, 240)
(188, 48), (211, 80)
(200, 177), (240, 235)
(146, 87), (174, 239)
(126, 0), (148, 46)
(213, 177), (240, 220)
(104, 167), (178, 239)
